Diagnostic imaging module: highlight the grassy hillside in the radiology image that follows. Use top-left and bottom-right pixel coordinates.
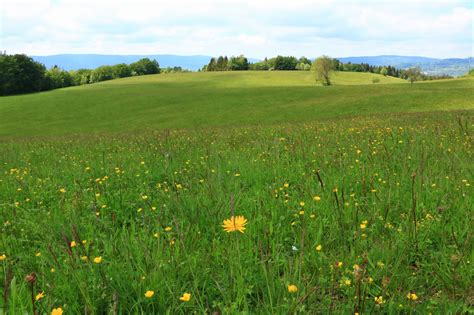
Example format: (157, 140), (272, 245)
(2, 71), (472, 138)
(0, 70), (472, 313)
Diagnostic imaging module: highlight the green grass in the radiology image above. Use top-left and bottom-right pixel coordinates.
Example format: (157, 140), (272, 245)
(0, 71), (472, 137)
(0, 72), (473, 313)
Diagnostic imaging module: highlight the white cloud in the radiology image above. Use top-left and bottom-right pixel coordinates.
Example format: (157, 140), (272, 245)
(1, 0), (472, 57)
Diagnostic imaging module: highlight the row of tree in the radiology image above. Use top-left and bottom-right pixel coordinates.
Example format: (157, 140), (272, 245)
(202, 54), (452, 82)
(0, 53), (166, 96)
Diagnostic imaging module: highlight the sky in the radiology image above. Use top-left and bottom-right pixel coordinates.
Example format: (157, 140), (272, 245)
(1, 0), (473, 58)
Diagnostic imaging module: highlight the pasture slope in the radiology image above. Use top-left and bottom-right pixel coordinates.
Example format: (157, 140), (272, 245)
(0, 71), (472, 137)
(0, 71), (473, 314)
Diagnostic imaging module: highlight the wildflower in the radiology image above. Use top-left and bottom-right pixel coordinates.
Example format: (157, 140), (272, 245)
(153, 233), (159, 238)
(93, 256), (102, 264)
(179, 292), (191, 301)
(292, 245), (298, 251)
(316, 245), (322, 252)
(222, 216), (247, 233)
(407, 292), (418, 301)
(299, 201), (305, 207)
(344, 279), (351, 286)
(80, 256), (88, 261)
(287, 284), (298, 293)
(234, 173), (241, 177)
(70, 241), (76, 248)
(298, 210), (304, 215)
(145, 290), (154, 298)
(59, 188), (66, 193)
(164, 226), (172, 232)
(35, 252), (41, 257)
(336, 261), (343, 268)
(50, 268), (56, 273)
(82, 240), (87, 245)
(35, 291), (45, 301)
(0, 254), (6, 261)
(284, 183), (289, 188)
(374, 296), (385, 304)
(360, 222), (367, 230)
(51, 307), (63, 315)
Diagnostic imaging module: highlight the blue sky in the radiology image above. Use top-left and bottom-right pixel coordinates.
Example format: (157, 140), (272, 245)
(1, 0), (473, 58)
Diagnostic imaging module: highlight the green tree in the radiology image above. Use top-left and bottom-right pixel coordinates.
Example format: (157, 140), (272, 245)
(112, 63), (132, 78)
(206, 58), (217, 71)
(229, 55), (249, 71)
(0, 54), (47, 95)
(45, 66), (74, 89)
(129, 58), (160, 75)
(404, 67), (422, 84)
(380, 67), (388, 76)
(312, 55), (334, 86)
(90, 65), (114, 83)
(274, 56), (297, 70)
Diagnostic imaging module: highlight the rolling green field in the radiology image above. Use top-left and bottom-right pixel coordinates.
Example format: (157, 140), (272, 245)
(0, 71), (472, 137)
(0, 72), (473, 314)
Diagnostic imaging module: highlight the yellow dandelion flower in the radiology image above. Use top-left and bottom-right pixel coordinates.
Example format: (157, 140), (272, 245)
(0, 254), (6, 261)
(179, 292), (191, 302)
(59, 188), (66, 193)
(299, 210), (304, 215)
(344, 279), (351, 286)
(35, 291), (45, 301)
(336, 261), (343, 268)
(145, 290), (154, 298)
(316, 245), (322, 252)
(407, 292), (418, 301)
(313, 196), (321, 201)
(222, 215), (248, 233)
(93, 256), (102, 264)
(51, 307), (63, 315)
(70, 241), (76, 248)
(287, 284), (298, 293)
(165, 226), (172, 232)
(283, 183), (289, 188)
(360, 223), (367, 230)
(50, 268), (56, 273)
(374, 296), (385, 304)
(35, 252), (41, 257)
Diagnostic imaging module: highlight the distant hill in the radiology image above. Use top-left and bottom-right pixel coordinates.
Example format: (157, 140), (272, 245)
(337, 55), (473, 76)
(32, 54), (472, 76)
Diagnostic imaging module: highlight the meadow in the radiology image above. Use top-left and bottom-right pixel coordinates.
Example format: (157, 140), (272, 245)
(0, 72), (473, 314)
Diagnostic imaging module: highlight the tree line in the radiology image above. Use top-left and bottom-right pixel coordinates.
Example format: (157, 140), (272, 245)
(202, 54), (453, 82)
(0, 53), (190, 96)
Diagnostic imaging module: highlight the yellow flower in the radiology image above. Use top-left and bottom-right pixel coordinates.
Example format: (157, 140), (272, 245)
(35, 291), (45, 301)
(344, 279), (351, 286)
(336, 261), (343, 268)
(59, 188), (66, 193)
(360, 223), (367, 230)
(80, 256), (88, 261)
(287, 284), (298, 293)
(407, 292), (418, 301)
(179, 292), (191, 302)
(93, 256), (102, 264)
(50, 268), (56, 273)
(145, 290), (154, 298)
(0, 254), (6, 261)
(70, 241), (76, 248)
(164, 226), (172, 232)
(316, 245), (322, 252)
(283, 183), (289, 188)
(313, 196), (321, 201)
(299, 201), (305, 207)
(374, 296), (385, 304)
(35, 252), (41, 257)
(51, 307), (63, 315)
(222, 215), (248, 233)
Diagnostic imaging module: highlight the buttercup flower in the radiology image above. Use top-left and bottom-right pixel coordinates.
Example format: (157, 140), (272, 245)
(179, 292), (191, 302)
